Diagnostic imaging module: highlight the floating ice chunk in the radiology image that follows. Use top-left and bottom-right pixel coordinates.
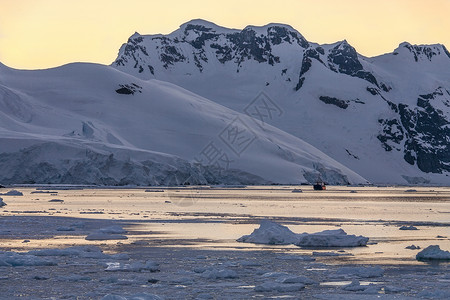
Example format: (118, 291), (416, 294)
(28, 248), (81, 257)
(277, 275), (316, 285)
(296, 229), (369, 247)
(313, 251), (351, 257)
(236, 220), (299, 245)
(102, 294), (163, 300)
(0, 251), (57, 267)
(276, 254), (315, 261)
(417, 290), (450, 299)
(28, 246), (128, 260)
(416, 245), (450, 260)
(201, 268), (238, 279)
(336, 266), (384, 278)
(399, 225), (418, 230)
(405, 245), (420, 250)
(0, 189), (23, 196)
(384, 285), (409, 293)
(105, 260), (159, 272)
(85, 233), (128, 240)
(342, 280), (366, 291)
(102, 295), (127, 300)
(361, 284), (381, 294)
(261, 272), (290, 278)
(99, 225), (127, 234)
(238, 220), (368, 247)
(57, 274), (91, 282)
(238, 260), (262, 267)
(56, 226), (75, 231)
(48, 199), (64, 203)
(254, 282), (305, 292)
(0, 197), (6, 207)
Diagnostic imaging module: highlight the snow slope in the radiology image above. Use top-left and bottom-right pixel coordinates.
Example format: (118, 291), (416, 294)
(113, 19), (450, 184)
(0, 62), (365, 185)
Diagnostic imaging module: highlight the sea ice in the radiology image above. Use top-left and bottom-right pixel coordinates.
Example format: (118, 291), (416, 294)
(336, 266), (384, 278)
(28, 246), (129, 260)
(102, 293), (163, 300)
(295, 229), (369, 247)
(277, 275), (316, 285)
(384, 285), (409, 293)
(85, 233), (128, 240)
(200, 268), (238, 279)
(105, 260), (159, 272)
(416, 245), (450, 260)
(0, 189), (23, 196)
(237, 220), (369, 247)
(57, 274), (91, 282)
(405, 245), (420, 250)
(236, 220), (298, 245)
(254, 282), (305, 292)
(399, 225), (418, 230)
(0, 251), (57, 266)
(99, 225), (127, 234)
(342, 280), (366, 291)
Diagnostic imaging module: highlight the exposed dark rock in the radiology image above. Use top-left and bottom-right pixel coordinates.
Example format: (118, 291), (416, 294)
(328, 41), (378, 86)
(402, 43), (441, 61)
(396, 91), (450, 173)
(377, 119), (404, 151)
(115, 84), (142, 95)
(295, 77), (305, 91)
(318, 96), (349, 109)
(318, 96), (365, 109)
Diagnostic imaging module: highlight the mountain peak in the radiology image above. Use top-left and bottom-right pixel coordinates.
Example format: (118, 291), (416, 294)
(178, 19), (238, 34)
(394, 42), (450, 61)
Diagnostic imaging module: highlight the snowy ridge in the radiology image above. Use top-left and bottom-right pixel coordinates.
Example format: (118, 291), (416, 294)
(0, 62), (365, 185)
(113, 19), (450, 184)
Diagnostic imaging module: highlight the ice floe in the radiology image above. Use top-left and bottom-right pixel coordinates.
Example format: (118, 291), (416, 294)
(254, 282), (305, 292)
(86, 233), (128, 240)
(102, 293), (163, 300)
(296, 229), (368, 247)
(236, 220), (298, 245)
(405, 245), (420, 250)
(85, 225), (128, 240)
(416, 245), (450, 260)
(336, 266), (384, 278)
(200, 268), (238, 279)
(237, 220), (369, 247)
(28, 246), (129, 260)
(0, 189), (23, 196)
(342, 280), (366, 291)
(399, 225), (418, 230)
(0, 251), (57, 266)
(105, 260), (159, 272)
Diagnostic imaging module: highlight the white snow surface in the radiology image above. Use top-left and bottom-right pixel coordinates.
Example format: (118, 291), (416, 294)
(237, 220), (369, 247)
(0, 62), (366, 185)
(112, 19), (450, 185)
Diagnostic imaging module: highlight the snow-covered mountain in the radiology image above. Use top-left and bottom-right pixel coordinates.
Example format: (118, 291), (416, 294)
(0, 62), (365, 185)
(113, 19), (450, 185)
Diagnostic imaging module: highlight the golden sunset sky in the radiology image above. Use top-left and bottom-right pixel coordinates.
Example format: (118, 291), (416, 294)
(0, 0), (448, 69)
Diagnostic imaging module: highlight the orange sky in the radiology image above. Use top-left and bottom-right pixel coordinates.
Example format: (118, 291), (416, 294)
(0, 0), (449, 69)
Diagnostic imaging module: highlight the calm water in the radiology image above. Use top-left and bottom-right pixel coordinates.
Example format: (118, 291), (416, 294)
(1, 186), (449, 265)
